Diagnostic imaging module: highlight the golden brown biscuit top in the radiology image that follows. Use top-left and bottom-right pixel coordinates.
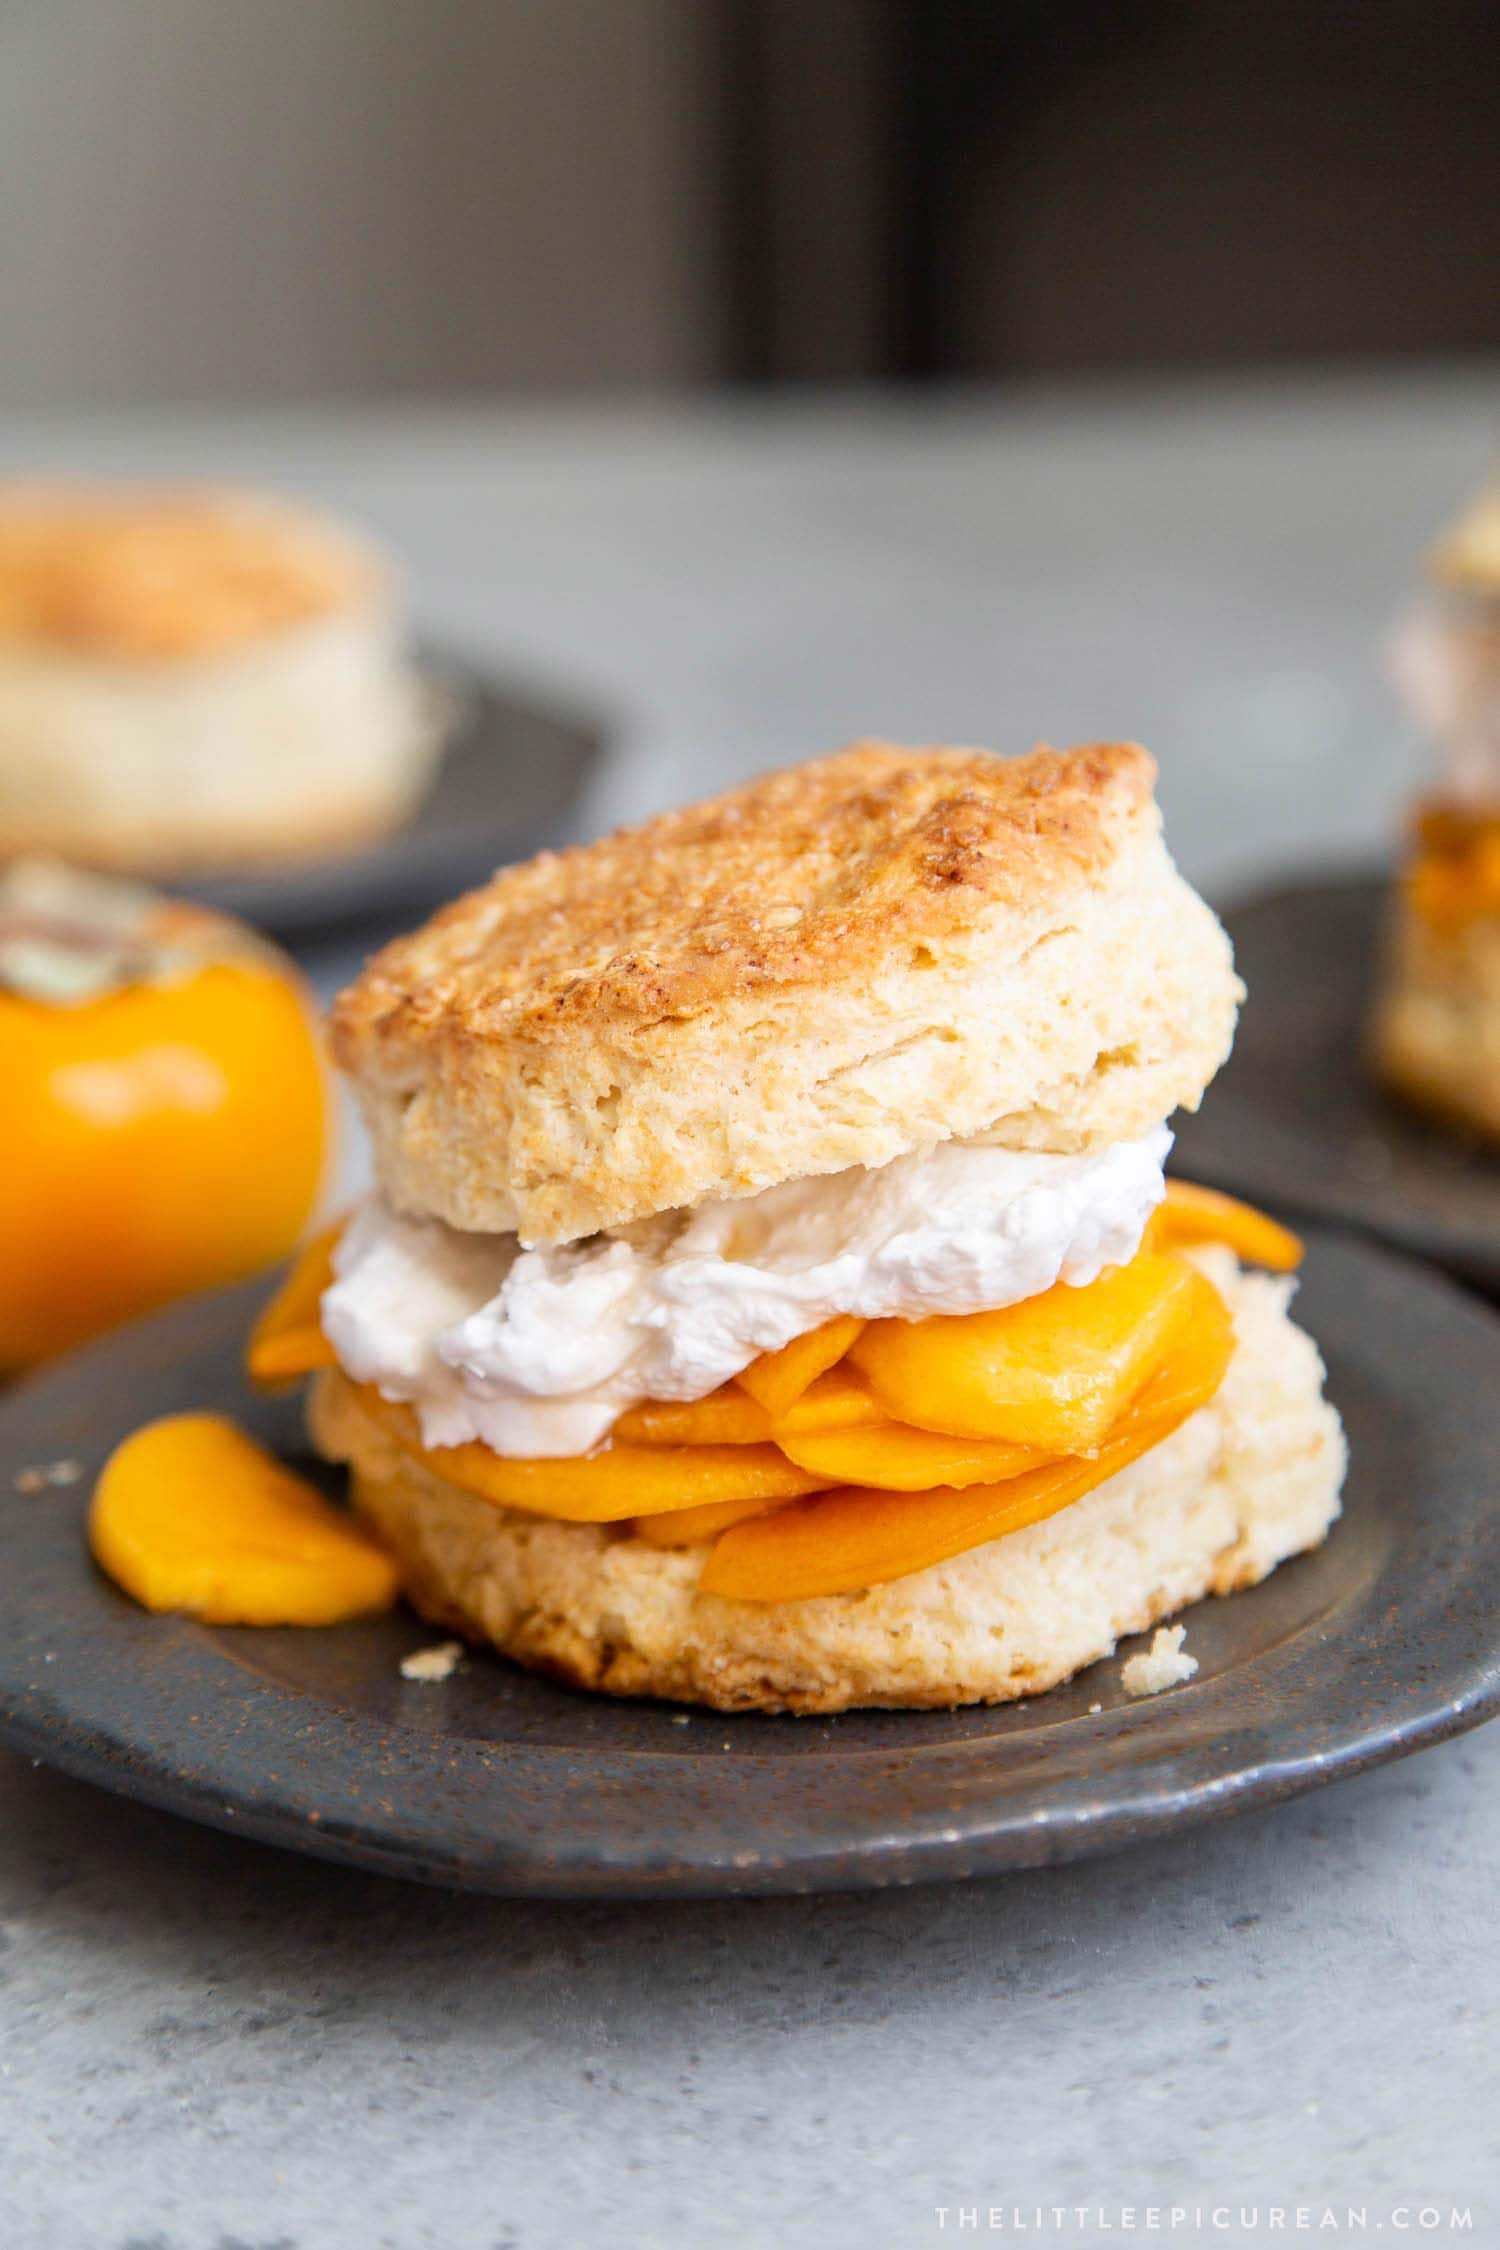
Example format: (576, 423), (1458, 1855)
(0, 484), (385, 660)
(1429, 480), (1500, 594)
(334, 740), (1156, 1059)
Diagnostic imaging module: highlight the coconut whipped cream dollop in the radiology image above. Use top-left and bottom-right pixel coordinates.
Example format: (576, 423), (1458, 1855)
(322, 1126), (1173, 1458)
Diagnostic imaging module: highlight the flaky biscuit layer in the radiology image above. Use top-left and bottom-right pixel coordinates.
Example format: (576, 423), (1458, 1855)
(334, 741), (1240, 1242)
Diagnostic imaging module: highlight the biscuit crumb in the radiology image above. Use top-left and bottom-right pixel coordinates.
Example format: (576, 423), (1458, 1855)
(399, 1639), (464, 1683)
(14, 1458), (82, 1493)
(1121, 1624), (1198, 1698)
(1087, 1701), (1102, 1715)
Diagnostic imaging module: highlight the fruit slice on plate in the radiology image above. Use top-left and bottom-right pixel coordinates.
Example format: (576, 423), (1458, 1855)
(850, 1248), (1200, 1454)
(90, 1411), (398, 1625)
(701, 1268), (1234, 1603)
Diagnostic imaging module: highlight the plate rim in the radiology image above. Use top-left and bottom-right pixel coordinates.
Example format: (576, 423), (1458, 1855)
(2, 1228), (1498, 1899)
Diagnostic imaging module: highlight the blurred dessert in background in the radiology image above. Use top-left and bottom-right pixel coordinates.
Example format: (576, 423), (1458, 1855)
(1374, 478), (1500, 1140)
(0, 857), (330, 1368)
(0, 483), (443, 876)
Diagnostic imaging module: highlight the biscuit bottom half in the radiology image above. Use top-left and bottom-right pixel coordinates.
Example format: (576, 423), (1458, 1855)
(308, 1249), (1345, 1715)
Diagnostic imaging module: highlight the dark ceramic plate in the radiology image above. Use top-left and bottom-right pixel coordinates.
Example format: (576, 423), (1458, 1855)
(1, 1230), (1497, 1899)
(176, 648), (605, 941)
(1174, 876), (1500, 1293)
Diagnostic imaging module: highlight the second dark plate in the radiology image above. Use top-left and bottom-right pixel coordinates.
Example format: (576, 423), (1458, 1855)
(1174, 875), (1500, 1293)
(177, 647), (606, 941)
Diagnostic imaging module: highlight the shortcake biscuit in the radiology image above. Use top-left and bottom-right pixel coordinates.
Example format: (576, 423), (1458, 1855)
(0, 482), (442, 873)
(334, 740), (1240, 1244)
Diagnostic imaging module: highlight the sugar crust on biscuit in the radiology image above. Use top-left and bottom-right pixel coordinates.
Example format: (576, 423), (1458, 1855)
(334, 741), (1242, 1243)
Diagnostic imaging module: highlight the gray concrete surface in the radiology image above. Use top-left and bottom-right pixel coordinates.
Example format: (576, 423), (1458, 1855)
(3, 1732), (1496, 2248)
(1, 372), (1497, 2246)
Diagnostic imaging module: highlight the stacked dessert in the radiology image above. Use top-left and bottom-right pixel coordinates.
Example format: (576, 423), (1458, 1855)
(253, 740), (1344, 1712)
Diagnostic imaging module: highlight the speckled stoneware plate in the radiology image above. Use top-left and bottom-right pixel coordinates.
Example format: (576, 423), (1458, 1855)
(178, 648), (605, 940)
(1173, 876), (1500, 1293)
(1, 1229), (1498, 1899)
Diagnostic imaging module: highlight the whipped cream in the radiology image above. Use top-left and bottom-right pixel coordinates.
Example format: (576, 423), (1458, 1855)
(323, 1127), (1172, 1458)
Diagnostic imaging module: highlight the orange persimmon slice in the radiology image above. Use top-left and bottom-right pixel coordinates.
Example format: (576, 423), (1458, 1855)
(614, 1385), (774, 1446)
(352, 1384), (831, 1523)
(613, 1359), (884, 1447)
(1149, 1180), (1302, 1272)
(701, 1268), (1234, 1603)
(850, 1248), (1199, 1454)
(90, 1411), (398, 1624)
(631, 1491), (796, 1548)
(736, 1315), (864, 1417)
(246, 1221), (342, 1388)
(773, 1364), (884, 1435)
(777, 1419), (1050, 1492)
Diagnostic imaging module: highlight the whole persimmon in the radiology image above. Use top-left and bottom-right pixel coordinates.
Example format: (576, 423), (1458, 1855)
(0, 860), (329, 1369)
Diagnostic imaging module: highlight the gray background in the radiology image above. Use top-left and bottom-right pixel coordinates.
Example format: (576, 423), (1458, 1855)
(0, 0), (719, 403)
(3, 366), (1491, 900)
(6, 2), (1497, 404)
(2, 366), (1497, 2246)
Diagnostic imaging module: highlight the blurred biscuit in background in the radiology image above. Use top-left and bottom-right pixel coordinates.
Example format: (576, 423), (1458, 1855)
(0, 482), (443, 875)
(1376, 479), (1500, 1140)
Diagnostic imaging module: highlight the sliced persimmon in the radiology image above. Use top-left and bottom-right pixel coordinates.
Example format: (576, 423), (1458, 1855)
(610, 1362), (880, 1450)
(701, 1269), (1234, 1603)
(353, 1384), (831, 1523)
(245, 1221), (342, 1387)
(1149, 1180), (1302, 1272)
(773, 1365), (884, 1434)
(90, 1411), (398, 1624)
(736, 1315), (864, 1417)
(631, 1492), (795, 1548)
(850, 1248), (1199, 1454)
(614, 1385), (773, 1446)
(778, 1419), (1048, 1492)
